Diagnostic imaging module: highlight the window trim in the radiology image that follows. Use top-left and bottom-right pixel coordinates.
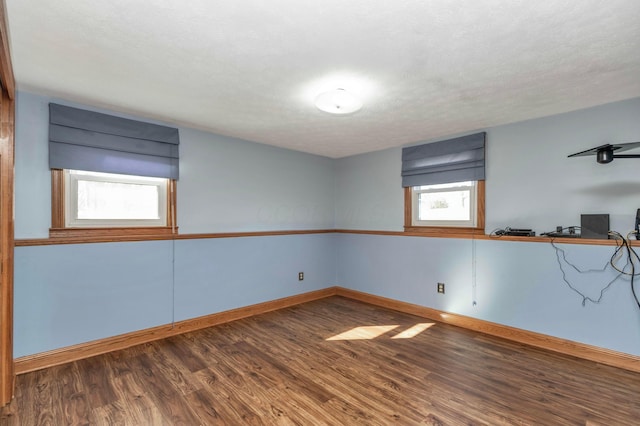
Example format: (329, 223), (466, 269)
(50, 169), (178, 240)
(404, 180), (485, 236)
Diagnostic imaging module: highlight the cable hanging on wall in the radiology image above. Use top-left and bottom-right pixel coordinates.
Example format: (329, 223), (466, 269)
(550, 230), (640, 309)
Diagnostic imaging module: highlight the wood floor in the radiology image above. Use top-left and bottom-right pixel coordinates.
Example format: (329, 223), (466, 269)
(1, 296), (639, 425)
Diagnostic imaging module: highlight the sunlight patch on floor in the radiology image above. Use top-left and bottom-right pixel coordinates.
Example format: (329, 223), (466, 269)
(326, 323), (436, 341)
(326, 325), (399, 340)
(391, 323), (435, 339)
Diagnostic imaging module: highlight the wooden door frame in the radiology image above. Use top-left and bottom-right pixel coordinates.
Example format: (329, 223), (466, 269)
(0, 0), (15, 406)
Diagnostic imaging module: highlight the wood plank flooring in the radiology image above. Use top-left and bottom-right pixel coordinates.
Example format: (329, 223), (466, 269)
(1, 296), (639, 425)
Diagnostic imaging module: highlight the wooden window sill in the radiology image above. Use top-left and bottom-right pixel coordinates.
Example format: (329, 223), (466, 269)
(404, 226), (485, 238)
(50, 169), (178, 245)
(48, 227), (178, 244)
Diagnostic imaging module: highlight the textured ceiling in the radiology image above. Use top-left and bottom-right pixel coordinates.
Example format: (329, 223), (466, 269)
(5, 1), (640, 158)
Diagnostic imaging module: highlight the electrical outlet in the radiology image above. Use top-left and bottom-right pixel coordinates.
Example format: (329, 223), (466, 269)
(437, 282), (445, 294)
(298, 272), (304, 281)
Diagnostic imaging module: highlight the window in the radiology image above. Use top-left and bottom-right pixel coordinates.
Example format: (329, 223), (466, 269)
(65, 170), (168, 227)
(47, 103), (180, 240)
(51, 169), (177, 239)
(404, 180), (485, 234)
(412, 181), (477, 227)
(401, 132), (486, 235)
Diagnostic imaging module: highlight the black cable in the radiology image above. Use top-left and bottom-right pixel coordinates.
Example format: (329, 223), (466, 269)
(629, 245), (640, 309)
(607, 232), (640, 277)
(606, 231), (640, 309)
(607, 231), (628, 275)
(556, 230), (640, 310)
(619, 232), (640, 309)
(550, 238), (622, 306)
(551, 238), (609, 273)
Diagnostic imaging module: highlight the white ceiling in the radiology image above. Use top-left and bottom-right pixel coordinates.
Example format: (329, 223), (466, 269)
(6, 0), (640, 158)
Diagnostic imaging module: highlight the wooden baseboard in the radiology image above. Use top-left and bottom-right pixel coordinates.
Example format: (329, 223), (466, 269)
(14, 287), (338, 374)
(15, 286), (640, 375)
(335, 287), (640, 373)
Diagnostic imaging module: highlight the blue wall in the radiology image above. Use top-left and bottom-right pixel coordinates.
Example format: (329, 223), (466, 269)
(336, 234), (640, 355)
(13, 91), (640, 359)
(173, 234), (335, 321)
(15, 241), (174, 357)
(15, 234), (336, 358)
(335, 98), (640, 233)
(14, 91), (337, 358)
(333, 97), (640, 357)
(15, 91), (336, 238)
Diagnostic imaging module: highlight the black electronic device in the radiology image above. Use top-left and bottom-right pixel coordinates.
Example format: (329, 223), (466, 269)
(495, 228), (535, 237)
(505, 228), (535, 237)
(581, 214), (610, 239)
(568, 142), (640, 164)
(542, 226), (580, 238)
(542, 232), (580, 238)
(635, 209), (640, 240)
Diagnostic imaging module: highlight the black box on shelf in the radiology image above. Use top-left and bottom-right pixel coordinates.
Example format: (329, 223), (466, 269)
(581, 214), (609, 239)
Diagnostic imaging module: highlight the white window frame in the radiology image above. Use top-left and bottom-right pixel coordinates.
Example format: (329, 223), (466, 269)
(64, 169), (168, 228)
(411, 181), (478, 228)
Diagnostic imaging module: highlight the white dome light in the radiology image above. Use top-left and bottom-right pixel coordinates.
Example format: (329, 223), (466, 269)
(315, 88), (363, 115)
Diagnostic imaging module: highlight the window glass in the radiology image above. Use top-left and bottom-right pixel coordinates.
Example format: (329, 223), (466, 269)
(411, 181), (477, 227)
(65, 170), (168, 227)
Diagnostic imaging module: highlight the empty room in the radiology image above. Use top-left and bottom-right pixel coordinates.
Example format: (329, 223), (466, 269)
(0, 1), (639, 424)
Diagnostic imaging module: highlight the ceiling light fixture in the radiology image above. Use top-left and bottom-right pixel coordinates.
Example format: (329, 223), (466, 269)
(315, 88), (363, 115)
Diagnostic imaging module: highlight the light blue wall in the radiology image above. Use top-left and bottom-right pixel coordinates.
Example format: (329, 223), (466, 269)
(14, 89), (640, 359)
(173, 234), (335, 321)
(14, 241), (174, 357)
(13, 91), (337, 358)
(335, 97), (640, 233)
(334, 148), (404, 231)
(14, 234), (335, 358)
(473, 239), (638, 354)
(178, 128), (334, 234)
(486, 97), (640, 233)
(334, 97), (640, 356)
(14, 92), (51, 238)
(336, 234), (640, 355)
(15, 91), (335, 238)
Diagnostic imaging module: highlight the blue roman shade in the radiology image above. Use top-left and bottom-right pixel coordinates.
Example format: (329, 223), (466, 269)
(49, 103), (180, 179)
(401, 132), (485, 187)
